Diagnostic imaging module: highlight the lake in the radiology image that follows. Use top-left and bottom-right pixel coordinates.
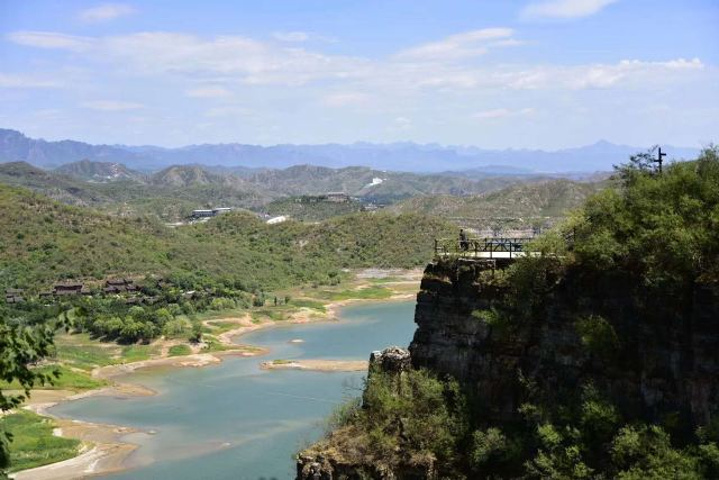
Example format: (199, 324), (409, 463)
(50, 300), (417, 480)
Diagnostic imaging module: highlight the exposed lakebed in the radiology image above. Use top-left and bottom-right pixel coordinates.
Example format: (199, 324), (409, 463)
(50, 301), (416, 480)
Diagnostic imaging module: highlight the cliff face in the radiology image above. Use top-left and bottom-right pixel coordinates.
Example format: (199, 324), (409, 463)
(297, 257), (719, 479)
(410, 257), (719, 428)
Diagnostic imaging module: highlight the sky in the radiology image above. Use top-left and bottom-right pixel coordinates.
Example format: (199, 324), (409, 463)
(0, 0), (717, 149)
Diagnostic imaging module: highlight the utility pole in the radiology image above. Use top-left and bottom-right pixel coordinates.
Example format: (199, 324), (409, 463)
(654, 147), (667, 174)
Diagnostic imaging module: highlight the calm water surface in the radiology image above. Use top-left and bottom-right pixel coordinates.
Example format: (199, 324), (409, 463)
(50, 301), (416, 480)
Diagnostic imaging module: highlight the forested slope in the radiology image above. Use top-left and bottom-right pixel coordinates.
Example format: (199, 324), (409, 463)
(0, 185), (455, 292)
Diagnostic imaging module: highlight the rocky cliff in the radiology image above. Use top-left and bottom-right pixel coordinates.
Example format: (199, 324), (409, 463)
(298, 152), (719, 479)
(410, 257), (719, 429)
(297, 256), (719, 479)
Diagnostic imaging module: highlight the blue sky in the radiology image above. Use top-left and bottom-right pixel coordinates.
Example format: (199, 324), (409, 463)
(0, 0), (717, 149)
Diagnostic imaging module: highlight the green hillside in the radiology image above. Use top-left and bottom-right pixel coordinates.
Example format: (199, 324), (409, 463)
(389, 178), (605, 227)
(247, 164), (528, 204)
(0, 162), (269, 220)
(263, 196), (365, 221)
(54, 159), (145, 182)
(0, 184), (455, 292)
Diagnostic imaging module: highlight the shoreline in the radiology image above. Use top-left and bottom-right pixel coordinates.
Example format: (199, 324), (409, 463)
(12, 278), (419, 480)
(260, 359), (370, 372)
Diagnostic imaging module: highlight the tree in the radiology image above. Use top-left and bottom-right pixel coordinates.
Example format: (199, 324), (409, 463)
(0, 316), (57, 478)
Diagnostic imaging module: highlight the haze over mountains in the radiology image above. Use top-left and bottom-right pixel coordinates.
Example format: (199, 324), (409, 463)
(0, 128), (700, 174)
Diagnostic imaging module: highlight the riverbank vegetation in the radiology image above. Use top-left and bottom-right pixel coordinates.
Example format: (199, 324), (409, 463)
(0, 410), (81, 473)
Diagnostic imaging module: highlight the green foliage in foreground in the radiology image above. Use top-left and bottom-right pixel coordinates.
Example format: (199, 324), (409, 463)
(330, 369), (719, 479)
(0, 410), (80, 473)
(0, 313), (58, 478)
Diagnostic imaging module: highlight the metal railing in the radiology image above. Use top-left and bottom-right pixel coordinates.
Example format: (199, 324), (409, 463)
(434, 237), (534, 259)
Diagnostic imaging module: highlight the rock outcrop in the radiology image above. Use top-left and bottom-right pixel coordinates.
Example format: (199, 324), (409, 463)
(297, 256), (719, 479)
(296, 347), (412, 480)
(410, 257), (719, 429)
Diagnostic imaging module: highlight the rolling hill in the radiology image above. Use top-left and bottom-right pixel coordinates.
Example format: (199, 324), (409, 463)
(0, 162), (269, 220)
(54, 160), (145, 183)
(0, 184), (456, 291)
(245, 165), (529, 204)
(389, 178), (607, 229)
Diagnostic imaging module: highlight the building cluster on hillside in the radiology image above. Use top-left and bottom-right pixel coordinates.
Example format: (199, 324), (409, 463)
(40, 282), (91, 298)
(5, 288), (25, 304)
(2, 278), (159, 305)
(191, 207), (232, 218)
(294, 192), (350, 204)
(103, 278), (139, 294)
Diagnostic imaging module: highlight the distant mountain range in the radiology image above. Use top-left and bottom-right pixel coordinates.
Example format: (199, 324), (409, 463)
(0, 128), (702, 173)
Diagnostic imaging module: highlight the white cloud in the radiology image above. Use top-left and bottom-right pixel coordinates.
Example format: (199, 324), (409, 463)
(82, 100), (144, 111)
(13, 31), (363, 86)
(185, 86), (233, 98)
(272, 31), (336, 43)
(79, 3), (136, 23)
(393, 116), (412, 130)
(322, 92), (372, 107)
(395, 28), (515, 61)
(203, 106), (252, 118)
(0, 73), (62, 88)
(473, 108), (535, 119)
(5, 28), (707, 99)
(522, 0), (618, 20)
(7, 31), (92, 51)
(273, 31), (310, 42)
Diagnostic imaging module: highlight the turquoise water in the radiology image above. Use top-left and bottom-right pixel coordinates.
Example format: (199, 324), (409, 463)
(50, 301), (416, 480)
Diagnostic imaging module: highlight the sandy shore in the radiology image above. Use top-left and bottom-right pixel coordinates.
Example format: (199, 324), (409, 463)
(13, 386), (144, 480)
(260, 359), (369, 372)
(12, 418), (138, 480)
(12, 273), (420, 480)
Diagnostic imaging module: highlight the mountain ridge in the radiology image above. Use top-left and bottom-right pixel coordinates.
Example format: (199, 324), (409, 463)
(0, 128), (701, 173)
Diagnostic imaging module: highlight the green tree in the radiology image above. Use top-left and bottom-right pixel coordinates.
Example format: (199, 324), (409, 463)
(0, 317), (57, 478)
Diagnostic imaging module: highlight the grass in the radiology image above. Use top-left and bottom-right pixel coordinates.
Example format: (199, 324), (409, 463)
(200, 337), (263, 354)
(368, 277), (402, 284)
(120, 344), (159, 363)
(168, 344), (192, 357)
(272, 359), (294, 365)
(53, 341), (118, 371)
(289, 298), (327, 312)
(205, 320), (246, 334)
(314, 286), (394, 301)
(0, 410), (81, 472)
(251, 308), (290, 322)
(0, 365), (107, 391)
(201, 338), (234, 352)
(194, 308), (248, 321)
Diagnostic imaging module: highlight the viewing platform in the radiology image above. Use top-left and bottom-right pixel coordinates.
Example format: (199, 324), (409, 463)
(434, 236), (535, 260)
